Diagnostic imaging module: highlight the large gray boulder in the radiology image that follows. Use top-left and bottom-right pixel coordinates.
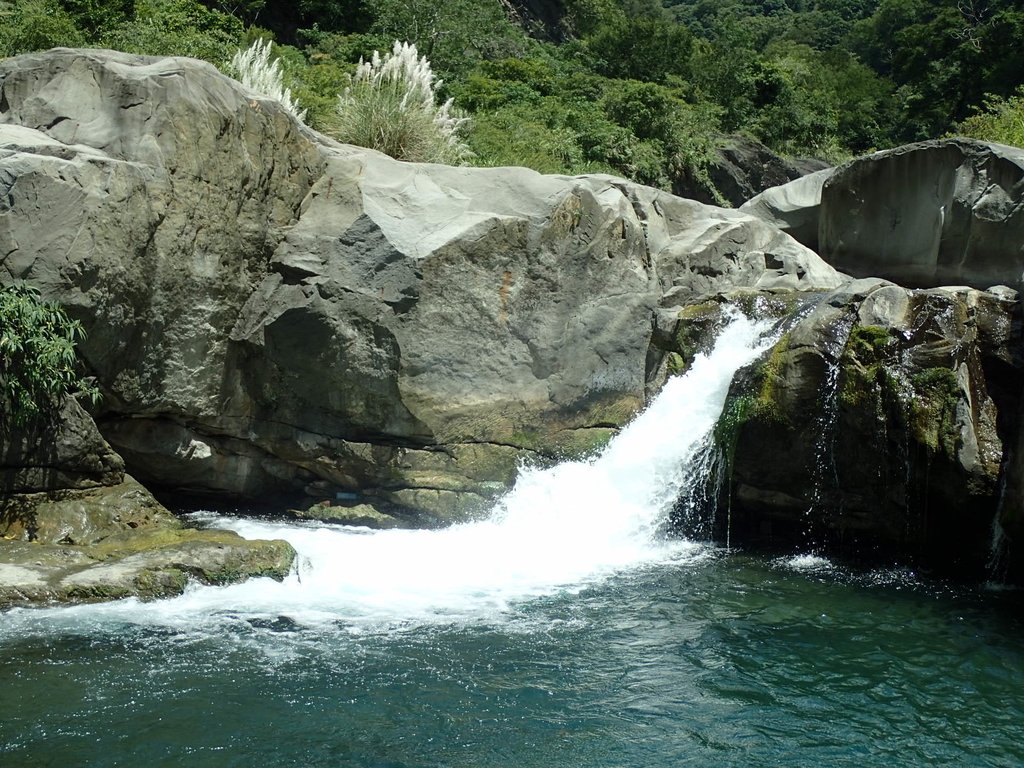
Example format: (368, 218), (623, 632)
(819, 138), (1024, 289)
(0, 48), (842, 523)
(0, 402), (296, 607)
(2, 396), (124, 493)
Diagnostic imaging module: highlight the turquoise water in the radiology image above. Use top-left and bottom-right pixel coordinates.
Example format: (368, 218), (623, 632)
(1, 553), (1022, 767)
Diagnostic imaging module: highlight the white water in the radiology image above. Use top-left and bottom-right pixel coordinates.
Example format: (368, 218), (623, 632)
(3, 313), (776, 634)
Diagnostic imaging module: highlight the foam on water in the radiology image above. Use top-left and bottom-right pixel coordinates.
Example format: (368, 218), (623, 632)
(1, 312), (776, 635)
(779, 554), (834, 572)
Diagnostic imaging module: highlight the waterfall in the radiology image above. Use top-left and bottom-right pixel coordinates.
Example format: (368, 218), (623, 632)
(4, 311), (776, 633)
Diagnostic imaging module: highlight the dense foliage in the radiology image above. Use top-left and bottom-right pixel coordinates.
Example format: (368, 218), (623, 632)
(0, 285), (98, 428)
(1, 0), (1022, 187)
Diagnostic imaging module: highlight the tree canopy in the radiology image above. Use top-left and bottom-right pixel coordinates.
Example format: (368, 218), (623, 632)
(0, 0), (1021, 195)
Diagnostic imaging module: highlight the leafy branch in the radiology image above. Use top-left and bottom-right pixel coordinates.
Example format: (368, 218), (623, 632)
(0, 284), (99, 429)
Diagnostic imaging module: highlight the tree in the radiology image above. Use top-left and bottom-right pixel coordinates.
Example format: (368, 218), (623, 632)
(0, 0), (85, 56)
(586, 17), (694, 82)
(100, 0), (243, 63)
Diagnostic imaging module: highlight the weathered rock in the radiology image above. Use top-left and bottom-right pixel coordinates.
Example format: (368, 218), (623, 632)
(2, 396), (123, 493)
(712, 280), (1022, 576)
(740, 168), (833, 251)
(673, 135), (830, 207)
(0, 49), (843, 522)
(0, 47), (324, 418)
(0, 475), (296, 608)
(293, 501), (407, 529)
(1, 473), (168, 545)
(819, 138), (1024, 289)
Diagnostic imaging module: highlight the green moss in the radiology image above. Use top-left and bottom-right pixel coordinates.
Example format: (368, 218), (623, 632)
(713, 333), (791, 463)
(134, 568), (189, 598)
(714, 393), (756, 464)
(665, 352), (687, 375)
(909, 367), (961, 455)
(839, 325), (895, 408)
(754, 332), (789, 421)
(669, 301), (722, 375)
(847, 325), (893, 359)
(730, 291), (796, 321)
(64, 583), (134, 601)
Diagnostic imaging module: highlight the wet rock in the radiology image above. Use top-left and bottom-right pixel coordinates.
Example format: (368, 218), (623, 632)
(293, 502), (408, 530)
(0, 476), (295, 608)
(715, 282), (1021, 576)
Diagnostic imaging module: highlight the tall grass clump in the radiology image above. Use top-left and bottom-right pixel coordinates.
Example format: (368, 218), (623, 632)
(332, 41), (471, 165)
(228, 38), (307, 123)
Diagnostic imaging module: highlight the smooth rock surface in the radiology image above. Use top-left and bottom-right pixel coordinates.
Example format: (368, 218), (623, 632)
(740, 168), (833, 251)
(819, 138), (1024, 289)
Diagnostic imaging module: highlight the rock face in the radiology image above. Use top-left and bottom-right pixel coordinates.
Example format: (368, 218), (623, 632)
(739, 168), (833, 251)
(674, 135), (830, 208)
(9, 49), (1024, 583)
(2, 397), (124, 494)
(819, 138), (1024, 289)
(705, 279), (1022, 576)
(0, 472), (296, 607)
(0, 391), (296, 606)
(0, 49), (842, 524)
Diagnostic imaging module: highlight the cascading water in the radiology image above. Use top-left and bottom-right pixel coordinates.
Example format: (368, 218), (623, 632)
(1, 311), (775, 635)
(800, 313), (854, 558)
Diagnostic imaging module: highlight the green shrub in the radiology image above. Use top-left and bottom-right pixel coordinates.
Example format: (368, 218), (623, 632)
(329, 40), (471, 164)
(99, 0), (242, 63)
(0, 0), (86, 56)
(0, 285), (98, 428)
(957, 86), (1024, 148)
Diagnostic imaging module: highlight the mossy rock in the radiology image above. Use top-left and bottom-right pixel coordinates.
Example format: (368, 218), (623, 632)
(294, 502), (407, 529)
(0, 479), (297, 608)
(908, 367), (961, 455)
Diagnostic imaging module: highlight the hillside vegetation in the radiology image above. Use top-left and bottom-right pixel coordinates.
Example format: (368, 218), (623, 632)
(1, 0), (1022, 191)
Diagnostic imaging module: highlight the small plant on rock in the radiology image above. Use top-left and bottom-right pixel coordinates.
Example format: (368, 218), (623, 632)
(331, 40), (471, 165)
(0, 284), (99, 428)
(228, 38), (307, 123)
